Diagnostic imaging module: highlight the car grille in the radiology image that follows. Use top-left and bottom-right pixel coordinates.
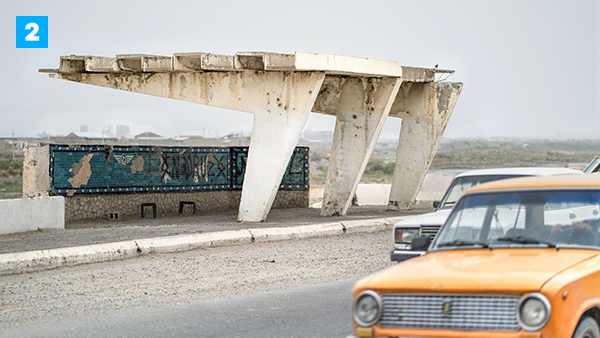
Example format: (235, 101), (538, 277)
(421, 224), (442, 238)
(380, 294), (520, 331)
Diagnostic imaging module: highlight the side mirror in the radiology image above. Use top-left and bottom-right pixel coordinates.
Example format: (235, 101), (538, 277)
(433, 201), (440, 209)
(411, 235), (432, 251)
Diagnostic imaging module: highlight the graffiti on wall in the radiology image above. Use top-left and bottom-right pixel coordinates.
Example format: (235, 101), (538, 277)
(49, 144), (308, 195)
(229, 147), (309, 190)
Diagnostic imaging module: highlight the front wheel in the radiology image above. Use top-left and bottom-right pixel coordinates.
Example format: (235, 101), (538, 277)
(573, 317), (600, 338)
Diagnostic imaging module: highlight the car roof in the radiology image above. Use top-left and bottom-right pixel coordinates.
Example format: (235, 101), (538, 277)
(465, 173), (600, 194)
(454, 167), (582, 178)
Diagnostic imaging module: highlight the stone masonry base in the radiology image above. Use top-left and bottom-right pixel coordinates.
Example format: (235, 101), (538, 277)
(63, 190), (309, 223)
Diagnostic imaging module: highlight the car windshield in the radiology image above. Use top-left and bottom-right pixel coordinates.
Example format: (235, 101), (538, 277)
(432, 190), (600, 250)
(438, 175), (525, 209)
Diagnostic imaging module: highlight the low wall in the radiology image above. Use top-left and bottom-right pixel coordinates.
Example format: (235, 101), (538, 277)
(415, 173), (457, 204)
(354, 173), (458, 206)
(0, 197), (64, 235)
(24, 144), (310, 223)
(65, 190), (308, 222)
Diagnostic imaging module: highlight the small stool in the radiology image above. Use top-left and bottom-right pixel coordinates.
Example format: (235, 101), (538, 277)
(179, 201), (196, 215)
(141, 203), (157, 218)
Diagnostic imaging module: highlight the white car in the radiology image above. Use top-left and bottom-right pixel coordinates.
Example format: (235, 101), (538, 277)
(391, 167), (583, 261)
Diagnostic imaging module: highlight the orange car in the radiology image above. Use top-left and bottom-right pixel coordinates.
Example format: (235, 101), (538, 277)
(351, 174), (600, 338)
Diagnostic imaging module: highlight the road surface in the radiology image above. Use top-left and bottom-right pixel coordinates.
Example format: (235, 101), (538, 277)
(0, 230), (395, 337)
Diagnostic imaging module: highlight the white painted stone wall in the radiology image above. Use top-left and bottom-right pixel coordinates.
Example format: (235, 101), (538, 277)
(415, 173), (456, 203)
(0, 197), (65, 235)
(355, 173), (457, 206)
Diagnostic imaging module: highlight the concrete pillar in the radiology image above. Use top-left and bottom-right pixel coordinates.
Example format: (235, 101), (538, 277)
(317, 77), (401, 216)
(238, 72), (325, 222)
(22, 145), (50, 198)
(388, 82), (463, 210)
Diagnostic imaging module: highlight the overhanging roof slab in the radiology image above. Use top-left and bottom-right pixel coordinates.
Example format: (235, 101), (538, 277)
(43, 51), (451, 82)
(294, 52), (403, 77)
(173, 53), (235, 71)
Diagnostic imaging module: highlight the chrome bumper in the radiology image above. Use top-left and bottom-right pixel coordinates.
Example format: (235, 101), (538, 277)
(390, 249), (425, 262)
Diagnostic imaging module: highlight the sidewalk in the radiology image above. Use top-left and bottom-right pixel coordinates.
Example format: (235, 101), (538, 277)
(0, 205), (431, 276)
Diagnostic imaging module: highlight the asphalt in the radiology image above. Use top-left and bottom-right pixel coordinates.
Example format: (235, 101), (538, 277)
(0, 205), (431, 276)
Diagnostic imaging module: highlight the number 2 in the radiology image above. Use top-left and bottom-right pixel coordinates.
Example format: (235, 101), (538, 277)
(25, 22), (39, 41)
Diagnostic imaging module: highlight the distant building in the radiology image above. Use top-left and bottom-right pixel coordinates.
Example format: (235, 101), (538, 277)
(116, 125), (130, 138)
(135, 132), (161, 138)
(14, 130), (250, 148)
(44, 132), (117, 145)
(183, 133), (250, 147)
(0, 140), (12, 150)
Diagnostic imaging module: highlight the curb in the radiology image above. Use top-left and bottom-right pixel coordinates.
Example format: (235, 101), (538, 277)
(0, 216), (409, 276)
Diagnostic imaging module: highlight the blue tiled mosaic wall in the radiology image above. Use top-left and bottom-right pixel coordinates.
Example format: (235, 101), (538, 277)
(49, 145), (309, 195)
(229, 147), (309, 190)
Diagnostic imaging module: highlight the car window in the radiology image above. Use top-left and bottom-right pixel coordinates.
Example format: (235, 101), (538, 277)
(438, 175), (525, 209)
(433, 190), (600, 250)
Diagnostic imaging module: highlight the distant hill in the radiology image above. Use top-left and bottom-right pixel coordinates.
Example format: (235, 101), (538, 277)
(300, 137), (600, 184)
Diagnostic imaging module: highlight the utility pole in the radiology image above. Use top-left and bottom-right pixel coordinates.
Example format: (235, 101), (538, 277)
(11, 130), (14, 161)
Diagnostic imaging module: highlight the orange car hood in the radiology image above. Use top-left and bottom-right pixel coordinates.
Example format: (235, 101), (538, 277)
(364, 248), (599, 293)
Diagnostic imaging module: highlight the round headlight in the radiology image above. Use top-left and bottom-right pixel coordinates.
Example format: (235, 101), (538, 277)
(353, 291), (382, 327)
(517, 293), (551, 331)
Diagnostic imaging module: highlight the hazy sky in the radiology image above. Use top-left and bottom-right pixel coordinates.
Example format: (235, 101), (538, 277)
(2, 0), (599, 140)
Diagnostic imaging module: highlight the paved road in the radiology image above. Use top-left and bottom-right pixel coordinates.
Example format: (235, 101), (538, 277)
(2, 279), (356, 338)
(0, 230), (395, 337)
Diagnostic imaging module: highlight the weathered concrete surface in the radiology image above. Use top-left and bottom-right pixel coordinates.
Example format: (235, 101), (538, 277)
(22, 146), (50, 198)
(42, 51), (462, 220)
(238, 72), (325, 222)
(317, 77), (401, 216)
(0, 197), (64, 235)
(249, 223), (344, 242)
(0, 241), (138, 275)
(388, 82), (463, 210)
(135, 230), (253, 255)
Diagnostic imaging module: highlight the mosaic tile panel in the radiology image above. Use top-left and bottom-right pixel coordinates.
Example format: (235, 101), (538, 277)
(49, 144), (308, 195)
(230, 147), (309, 190)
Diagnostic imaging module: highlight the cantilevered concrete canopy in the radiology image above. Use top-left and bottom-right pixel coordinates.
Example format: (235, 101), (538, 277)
(41, 52), (462, 222)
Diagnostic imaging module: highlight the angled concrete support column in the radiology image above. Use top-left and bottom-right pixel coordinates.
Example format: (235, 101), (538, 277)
(388, 82), (463, 210)
(317, 77), (401, 216)
(238, 72), (325, 222)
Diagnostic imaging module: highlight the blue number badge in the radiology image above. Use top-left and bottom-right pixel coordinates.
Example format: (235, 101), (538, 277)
(16, 16), (48, 48)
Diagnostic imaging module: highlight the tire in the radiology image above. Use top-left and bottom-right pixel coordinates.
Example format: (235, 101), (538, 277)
(574, 317), (600, 338)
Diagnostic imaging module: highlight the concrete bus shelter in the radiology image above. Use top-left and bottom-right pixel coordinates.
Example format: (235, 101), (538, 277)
(41, 52), (462, 222)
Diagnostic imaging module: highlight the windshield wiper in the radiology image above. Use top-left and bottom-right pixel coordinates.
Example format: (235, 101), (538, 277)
(495, 235), (556, 248)
(437, 239), (489, 248)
